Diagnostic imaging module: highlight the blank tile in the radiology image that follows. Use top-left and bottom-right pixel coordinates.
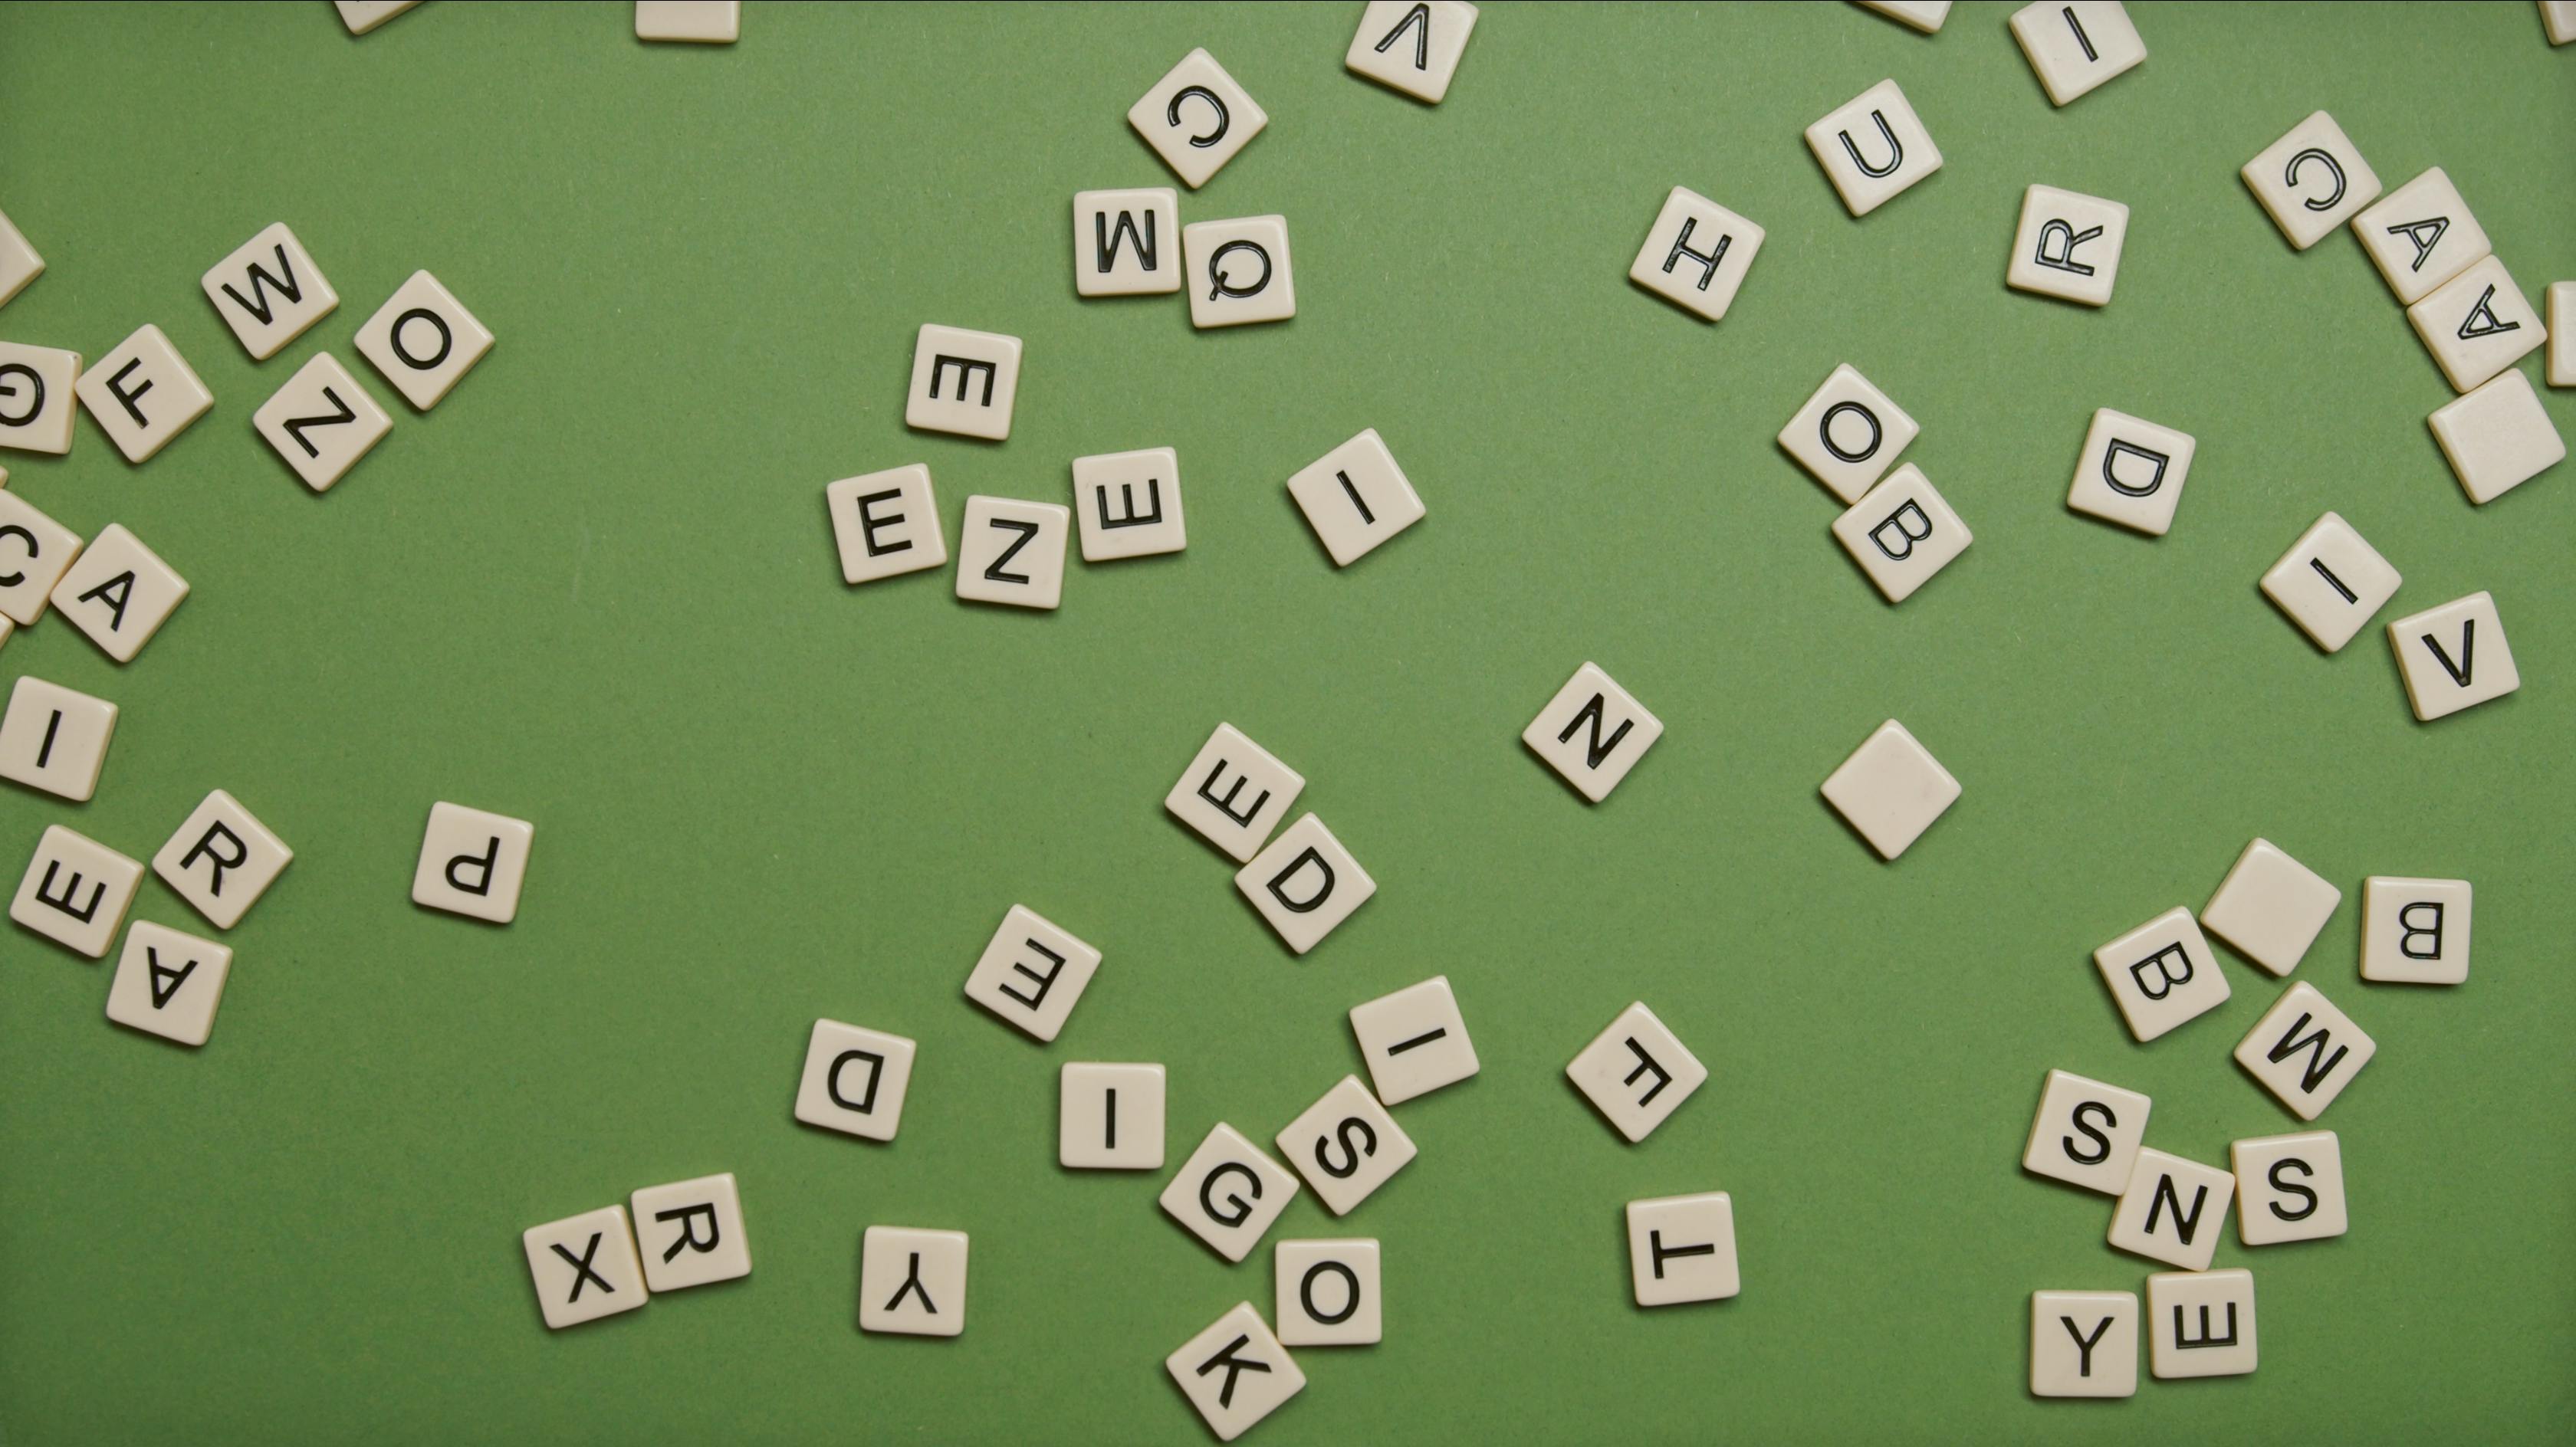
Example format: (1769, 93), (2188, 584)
(2231, 1130), (2346, 1245)
(2242, 110), (2380, 251)
(955, 496), (1070, 610)
(905, 323), (1021, 440)
(409, 800), (534, 924)
(1129, 49), (1267, 190)
(2387, 590), (2518, 721)
(2006, 185), (2129, 307)
(1819, 718), (1960, 861)
(1160, 1122), (1300, 1263)
(1167, 1301), (1305, 1442)
(858, 1226), (967, 1337)
(0, 341), (82, 454)
(252, 352), (393, 493)
(2147, 1269), (2256, 1379)
(2107, 1147), (2234, 1271)
(1567, 1001), (1704, 1143)
(151, 788), (293, 930)
(51, 523), (187, 663)
(631, 1172), (751, 1291)
(0, 206), (43, 307)
(2093, 907), (2230, 1042)
(0, 491), (80, 623)
(1072, 188), (1181, 297)
(1184, 215), (1296, 329)
(1629, 186), (1765, 322)
(77, 325), (213, 464)
(962, 903), (1099, 1042)
(1858, 1), (1951, 33)
(2359, 875), (2470, 985)
(1275, 1239), (1381, 1346)
(2352, 168), (2492, 305)
(1522, 661), (1663, 803)
(522, 1205), (649, 1330)
(1060, 1061), (1166, 1170)
(2200, 838), (2341, 976)
(2009, 1), (2146, 105)
(1805, 79), (1941, 218)
(1235, 813), (1375, 956)
(1287, 428), (1424, 566)
(635, 0), (738, 41)
(792, 1019), (916, 1141)
(2021, 1068), (2151, 1196)
(2258, 511), (2401, 653)
(2233, 980), (2376, 1121)
(1073, 446), (1185, 560)
(104, 919), (233, 1047)
(10, 825), (142, 958)
(1166, 722), (1304, 863)
(355, 271), (495, 410)
(1346, 0), (1478, 103)
(2065, 407), (2194, 536)
(201, 222), (337, 360)
(1276, 1075), (1416, 1216)
(0, 675), (117, 802)
(1832, 464), (1972, 603)
(1627, 1192), (1740, 1306)
(334, 0), (420, 33)
(825, 464), (946, 585)
(2407, 254), (2545, 392)
(2551, 282), (2571, 386)
(1777, 363), (1917, 504)
(1348, 974), (1479, 1105)
(2429, 368), (2563, 505)
(2030, 1291), (2137, 1398)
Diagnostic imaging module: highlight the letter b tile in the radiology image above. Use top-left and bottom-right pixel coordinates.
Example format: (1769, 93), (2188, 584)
(409, 801), (534, 924)
(2093, 907), (2230, 1042)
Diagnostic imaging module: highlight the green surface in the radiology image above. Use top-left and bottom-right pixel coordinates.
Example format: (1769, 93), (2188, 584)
(2, 2), (2572, 1442)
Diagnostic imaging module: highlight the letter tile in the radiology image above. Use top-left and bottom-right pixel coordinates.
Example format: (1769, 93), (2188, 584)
(1060, 1061), (1166, 1170)
(2551, 282), (2571, 386)
(1234, 813), (1375, 956)
(1073, 446), (1185, 559)
(2200, 838), (2341, 977)
(2029, 1291), (2137, 1397)
(2359, 875), (2470, 985)
(1523, 661), (1663, 803)
(1165, 722), (1305, 862)
(1276, 1075), (1416, 1216)
(2548, 0), (2576, 44)
(0, 491), (80, 623)
(1286, 428), (1424, 566)
(0, 206), (43, 307)
(859, 1226), (968, 1336)
(409, 800), (534, 924)
(252, 353), (393, 494)
(1567, 1001), (1705, 1143)
(50, 523), (186, 663)
(522, 1204), (649, 1330)
(2258, 511), (2400, 653)
(1819, 718), (1960, 861)
(2107, 1147), (2235, 1271)
(2231, 1130), (2346, 1245)
(2065, 407), (2194, 536)
(200, 222), (337, 360)
(2351, 168), (2492, 305)
(104, 919), (232, 1047)
(2008, 1), (2146, 106)
(2232, 980), (2375, 1121)
(2021, 1068), (2151, 1196)
(826, 464), (947, 585)
(963, 904), (1099, 1042)
(1858, 2), (1952, 33)
(334, 0), (420, 34)
(2429, 368), (2563, 505)
(904, 323), (1021, 440)
(1345, 1), (1478, 103)
(2407, 254), (2545, 392)
(630, 1172), (750, 1291)
(1129, 49), (1267, 190)
(1805, 79), (1942, 218)
(1166, 1301), (1305, 1442)
(355, 271), (494, 410)
(151, 788), (293, 930)
(1777, 363), (1917, 504)
(1073, 188), (1181, 297)
(1348, 974), (1479, 1105)
(792, 1019), (916, 1141)
(76, 325), (212, 464)
(1628, 185), (1764, 322)
(1832, 464), (1971, 603)
(1184, 215), (1295, 329)
(2092, 907), (2230, 1042)
(1275, 1239), (1381, 1346)
(1160, 1122), (1300, 1262)
(0, 675), (117, 802)
(10, 824), (142, 958)
(635, 0), (738, 42)
(955, 496), (1070, 609)
(2146, 1269), (2256, 1379)
(2387, 590), (2518, 721)
(2006, 185), (2129, 307)
(1627, 1192), (1739, 1306)
(0, 342), (82, 455)
(2241, 110), (2380, 251)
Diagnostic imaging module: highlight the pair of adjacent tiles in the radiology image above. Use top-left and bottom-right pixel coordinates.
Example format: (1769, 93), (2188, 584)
(1778, 366), (1970, 600)
(1160, 1079), (1415, 1262)
(2022, 1071), (2350, 1245)
(1567, 1002), (1705, 1143)
(1070, 195), (1296, 327)
(523, 1173), (751, 1330)
(2092, 835), (2341, 1035)
(2009, 2), (2147, 107)
(2266, 518), (2520, 696)
(635, 0), (738, 42)
(411, 801), (534, 924)
(1165, 723), (1378, 955)
(0, 740), (297, 917)
(2029, 1271), (2257, 1394)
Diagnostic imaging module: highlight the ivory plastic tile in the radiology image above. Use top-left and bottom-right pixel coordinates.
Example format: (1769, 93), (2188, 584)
(1168, 1301), (1305, 1442)
(2258, 511), (2400, 653)
(955, 496), (1070, 610)
(252, 352), (392, 493)
(1160, 1122), (1300, 1262)
(1778, 363), (1917, 504)
(2429, 369), (2563, 505)
(859, 1226), (968, 1337)
(2009, 1), (2146, 106)
(2552, 282), (2572, 386)
(1236, 813), (1375, 956)
(1276, 1239), (1381, 1346)
(1522, 661), (1664, 803)
(2147, 1269), (2256, 1379)
(2093, 907), (2230, 1042)
(2030, 1291), (2137, 1398)
(904, 324), (1021, 439)
(826, 464), (946, 585)
(1276, 1075), (1417, 1216)
(1819, 718), (1960, 861)
(1060, 1061), (1166, 1170)
(2352, 168), (2492, 305)
(0, 342), (81, 454)
(0, 491), (80, 623)
(1348, 974), (1479, 1105)
(635, 0), (738, 42)
(2359, 875), (2471, 985)
(1166, 722), (1304, 863)
(334, 0), (420, 33)
(2549, 0), (2576, 44)
(77, 326), (212, 464)
(1629, 186), (1765, 322)
(1568, 1001), (1705, 1143)
(1073, 446), (1185, 559)
(1346, 1), (1478, 103)
(12, 825), (143, 958)
(0, 207), (42, 307)
(0, 675), (117, 802)
(2387, 591), (2518, 721)
(2200, 838), (2341, 976)
(354, 271), (494, 410)
(2066, 407), (2195, 536)
(1287, 428), (1424, 566)
(630, 1172), (751, 1291)
(1832, 465), (1972, 603)
(2108, 1147), (2235, 1271)
(962, 903), (1099, 1042)
(51, 523), (187, 663)
(2242, 110), (2380, 250)
(201, 222), (337, 360)
(792, 1019), (916, 1141)
(2232, 1131), (2346, 1245)
(2233, 980), (2376, 1121)
(1073, 188), (1180, 297)
(523, 1205), (649, 1330)
(1129, 49), (1267, 190)
(151, 789), (292, 930)
(409, 800), (534, 924)
(1627, 1193), (1740, 1306)
(2407, 254), (2545, 392)
(2021, 1068), (2151, 1196)
(1858, 1), (1951, 33)
(104, 920), (232, 1047)
(1184, 215), (1296, 329)
(1805, 79), (1941, 218)
(2006, 185), (2130, 307)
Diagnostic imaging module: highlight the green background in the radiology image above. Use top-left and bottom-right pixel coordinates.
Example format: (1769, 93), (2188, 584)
(2, 2), (2571, 1442)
